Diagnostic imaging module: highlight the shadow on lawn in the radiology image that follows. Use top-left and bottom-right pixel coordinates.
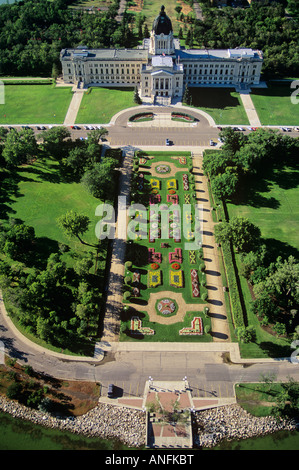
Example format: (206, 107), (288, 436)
(190, 88), (241, 110)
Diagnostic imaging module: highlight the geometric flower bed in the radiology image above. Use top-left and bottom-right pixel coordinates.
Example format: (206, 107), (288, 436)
(131, 316), (155, 335)
(170, 270), (184, 288)
(150, 178), (160, 190)
(156, 164), (170, 174)
(169, 248), (182, 264)
(179, 156), (187, 165)
(182, 174), (189, 190)
(156, 298), (177, 316)
(167, 178), (177, 190)
(179, 317), (203, 335)
(189, 250), (196, 264)
(190, 269), (200, 298)
(148, 270), (162, 288)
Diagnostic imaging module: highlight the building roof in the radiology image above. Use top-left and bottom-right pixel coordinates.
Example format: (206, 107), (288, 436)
(152, 5), (173, 35)
(175, 48), (263, 61)
(61, 48), (149, 61)
(152, 56), (173, 67)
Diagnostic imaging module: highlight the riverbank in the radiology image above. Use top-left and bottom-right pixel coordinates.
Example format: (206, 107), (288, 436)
(0, 394), (297, 449)
(194, 404), (297, 448)
(0, 395), (146, 448)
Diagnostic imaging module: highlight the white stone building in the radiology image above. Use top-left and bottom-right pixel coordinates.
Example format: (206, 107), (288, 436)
(60, 5), (263, 104)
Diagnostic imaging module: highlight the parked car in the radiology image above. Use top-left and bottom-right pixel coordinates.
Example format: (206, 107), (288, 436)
(209, 140), (216, 146)
(108, 384), (115, 398)
(165, 138), (170, 146)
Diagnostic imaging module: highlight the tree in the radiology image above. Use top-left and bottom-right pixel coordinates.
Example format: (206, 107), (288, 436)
(229, 217), (261, 253)
(57, 210), (97, 247)
(80, 158), (116, 201)
(41, 126), (71, 159)
(182, 84), (192, 105)
(210, 170), (238, 201)
(235, 325), (256, 343)
(1, 221), (36, 261)
(215, 217), (261, 253)
(134, 86), (142, 104)
(2, 128), (38, 168)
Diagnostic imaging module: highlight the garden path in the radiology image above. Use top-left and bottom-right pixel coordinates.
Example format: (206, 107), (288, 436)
(142, 159), (189, 178)
(127, 291), (208, 325)
(192, 152), (231, 341)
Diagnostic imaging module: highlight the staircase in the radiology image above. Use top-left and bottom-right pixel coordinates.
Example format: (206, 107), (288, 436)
(154, 95), (171, 106)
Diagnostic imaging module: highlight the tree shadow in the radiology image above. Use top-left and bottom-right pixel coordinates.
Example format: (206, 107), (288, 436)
(262, 238), (299, 264)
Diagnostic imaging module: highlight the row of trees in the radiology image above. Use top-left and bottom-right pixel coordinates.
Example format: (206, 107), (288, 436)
(0, 125), (120, 202)
(0, 0), (134, 76)
(205, 129), (299, 342)
(192, 1), (299, 77)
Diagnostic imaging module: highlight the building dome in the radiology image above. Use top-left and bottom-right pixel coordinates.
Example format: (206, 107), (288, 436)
(152, 5), (173, 35)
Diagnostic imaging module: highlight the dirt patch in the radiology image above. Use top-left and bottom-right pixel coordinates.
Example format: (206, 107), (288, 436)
(127, 0), (143, 12)
(0, 361), (100, 417)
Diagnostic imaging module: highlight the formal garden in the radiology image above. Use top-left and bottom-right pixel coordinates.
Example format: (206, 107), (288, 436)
(119, 151), (212, 342)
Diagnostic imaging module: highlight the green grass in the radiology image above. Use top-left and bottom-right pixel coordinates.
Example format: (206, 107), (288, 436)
(120, 310), (211, 342)
(251, 83), (299, 126)
(227, 164), (299, 255)
(76, 87), (138, 124)
(188, 88), (250, 125)
(226, 162), (299, 358)
(1, 159), (100, 260)
(0, 85), (73, 124)
(121, 151), (213, 342)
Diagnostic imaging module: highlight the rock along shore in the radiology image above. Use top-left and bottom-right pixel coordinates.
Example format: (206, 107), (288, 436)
(0, 395), (146, 448)
(0, 395), (297, 449)
(194, 404), (297, 448)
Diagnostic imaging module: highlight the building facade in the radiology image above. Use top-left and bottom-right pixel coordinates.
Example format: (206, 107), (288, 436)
(60, 6), (263, 103)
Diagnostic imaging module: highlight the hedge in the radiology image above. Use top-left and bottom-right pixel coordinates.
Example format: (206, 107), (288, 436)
(221, 241), (245, 329)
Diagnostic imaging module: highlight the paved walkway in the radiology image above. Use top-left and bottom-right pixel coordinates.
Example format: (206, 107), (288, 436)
(100, 148), (134, 343)
(63, 88), (85, 127)
(239, 90), (261, 127)
(192, 152), (230, 341)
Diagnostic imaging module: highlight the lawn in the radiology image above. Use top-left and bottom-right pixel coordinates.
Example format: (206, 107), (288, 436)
(76, 87), (137, 124)
(227, 164), (299, 256)
(188, 87), (250, 125)
(121, 151), (212, 342)
(250, 82), (299, 126)
(0, 159), (101, 263)
(226, 162), (299, 358)
(0, 84), (73, 124)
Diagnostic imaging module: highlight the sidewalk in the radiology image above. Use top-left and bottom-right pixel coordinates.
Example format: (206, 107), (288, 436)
(239, 90), (261, 127)
(63, 88), (85, 126)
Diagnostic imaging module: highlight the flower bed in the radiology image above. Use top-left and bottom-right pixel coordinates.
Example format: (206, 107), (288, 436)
(182, 174), (189, 191)
(170, 270), (184, 288)
(179, 156), (187, 165)
(171, 112), (195, 122)
(156, 164), (170, 174)
(148, 270), (162, 288)
(151, 262), (159, 270)
(171, 262), (180, 270)
(156, 298), (177, 316)
(167, 179), (177, 190)
(179, 317), (203, 335)
(129, 112), (154, 122)
(150, 178), (160, 190)
(191, 269), (200, 297)
(131, 316), (155, 335)
(189, 250), (197, 264)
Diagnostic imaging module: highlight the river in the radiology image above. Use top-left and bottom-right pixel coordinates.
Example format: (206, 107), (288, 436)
(1, 410), (299, 451)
